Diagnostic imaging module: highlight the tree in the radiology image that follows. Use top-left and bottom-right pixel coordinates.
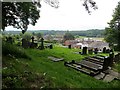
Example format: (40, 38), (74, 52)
(63, 31), (74, 42)
(105, 2), (120, 51)
(2, 1), (41, 33)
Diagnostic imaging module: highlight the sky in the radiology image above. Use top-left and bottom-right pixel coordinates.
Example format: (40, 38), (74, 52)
(5, 0), (120, 31)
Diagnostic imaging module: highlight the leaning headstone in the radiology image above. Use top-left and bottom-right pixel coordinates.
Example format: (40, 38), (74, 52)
(82, 47), (87, 55)
(94, 48), (98, 54)
(103, 47), (106, 53)
(40, 38), (44, 50)
(68, 45), (71, 49)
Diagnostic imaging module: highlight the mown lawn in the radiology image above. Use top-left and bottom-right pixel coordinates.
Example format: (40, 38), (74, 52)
(2, 44), (120, 88)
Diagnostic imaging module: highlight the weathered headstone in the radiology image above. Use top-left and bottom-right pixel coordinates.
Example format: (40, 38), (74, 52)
(82, 47), (87, 55)
(109, 52), (114, 67)
(88, 49), (93, 55)
(103, 47), (106, 53)
(68, 45), (71, 49)
(106, 49), (110, 53)
(31, 36), (34, 43)
(6, 37), (13, 44)
(22, 39), (29, 48)
(102, 56), (109, 71)
(40, 38), (44, 50)
(114, 53), (120, 62)
(49, 44), (53, 49)
(94, 48), (98, 54)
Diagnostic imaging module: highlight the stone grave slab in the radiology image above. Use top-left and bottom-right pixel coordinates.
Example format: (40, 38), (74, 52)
(48, 56), (64, 62)
(103, 74), (115, 82)
(94, 72), (105, 80)
(77, 60), (103, 71)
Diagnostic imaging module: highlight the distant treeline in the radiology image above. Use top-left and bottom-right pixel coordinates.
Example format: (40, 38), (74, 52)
(2, 29), (105, 37)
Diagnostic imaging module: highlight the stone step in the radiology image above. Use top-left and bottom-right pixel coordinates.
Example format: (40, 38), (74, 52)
(65, 63), (100, 76)
(76, 60), (103, 71)
(85, 58), (103, 65)
(93, 55), (105, 60)
(84, 57), (103, 65)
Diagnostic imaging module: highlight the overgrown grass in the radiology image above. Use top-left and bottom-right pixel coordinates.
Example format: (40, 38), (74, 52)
(2, 41), (31, 59)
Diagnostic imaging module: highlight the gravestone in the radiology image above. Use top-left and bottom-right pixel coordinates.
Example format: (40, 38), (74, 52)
(68, 45), (71, 49)
(103, 47), (106, 53)
(109, 52), (114, 67)
(22, 39), (29, 48)
(31, 36), (34, 43)
(102, 56), (109, 71)
(40, 38), (44, 50)
(88, 49), (93, 55)
(114, 53), (120, 62)
(82, 47), (87, 55)
(106, 49), (110, 53)
(6, 37), (13, 44)
(94, 48), (98, 54)
(49, 44), (53, 49)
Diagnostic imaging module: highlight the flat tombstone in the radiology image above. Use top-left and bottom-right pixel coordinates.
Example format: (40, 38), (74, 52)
(103, 47), (106, 53)
(82, 47), (87, 55)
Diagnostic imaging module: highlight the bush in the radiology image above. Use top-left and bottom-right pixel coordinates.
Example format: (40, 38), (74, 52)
(2, 41), (31, 59)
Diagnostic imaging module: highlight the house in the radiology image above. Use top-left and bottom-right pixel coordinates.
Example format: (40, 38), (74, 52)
(88, 41), (110, 50)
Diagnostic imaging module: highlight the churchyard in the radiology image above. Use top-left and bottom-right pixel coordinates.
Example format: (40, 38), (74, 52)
(2, 34), (120, 88)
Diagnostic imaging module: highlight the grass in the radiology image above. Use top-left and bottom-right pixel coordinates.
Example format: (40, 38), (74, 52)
(2, 44), (120, 88)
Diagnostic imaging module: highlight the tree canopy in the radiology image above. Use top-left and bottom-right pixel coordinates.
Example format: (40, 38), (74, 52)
(63, 31), (74, 41)
(105, 1), (120, 51)
(2, 1), (41, 33)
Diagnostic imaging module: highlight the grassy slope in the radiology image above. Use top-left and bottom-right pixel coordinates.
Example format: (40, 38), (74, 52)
(2, 42), (120, 88)
(24, 46), (120, 88)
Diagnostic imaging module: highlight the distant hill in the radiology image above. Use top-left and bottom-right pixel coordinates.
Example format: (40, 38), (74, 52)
(2, 29), (105, 37)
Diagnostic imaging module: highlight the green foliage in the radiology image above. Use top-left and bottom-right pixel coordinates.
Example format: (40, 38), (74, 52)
(105, 2), (120, 51)
(22, 32), (32, 41)
(63, 31), (74, 41)
(2, 41), (31, 59)
(2, 1), (41, 32)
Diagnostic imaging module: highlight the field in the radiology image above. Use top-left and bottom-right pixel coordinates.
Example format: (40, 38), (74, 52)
(2, 43), (120, 88)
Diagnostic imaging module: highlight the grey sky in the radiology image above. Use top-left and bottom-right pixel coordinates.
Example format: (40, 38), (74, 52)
(5, 0), (120, 31)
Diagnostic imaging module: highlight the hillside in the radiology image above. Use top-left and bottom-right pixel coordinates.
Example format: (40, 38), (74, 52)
(2, 43), (120, 88)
